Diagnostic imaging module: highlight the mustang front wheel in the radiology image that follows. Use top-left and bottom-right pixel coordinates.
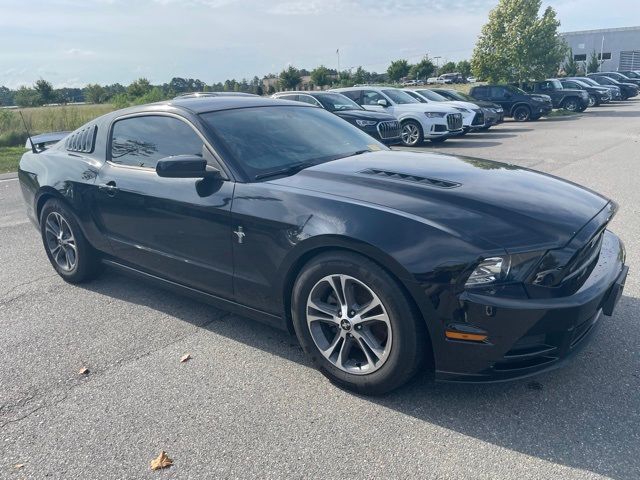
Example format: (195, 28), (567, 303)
(292, 251), (426, 394)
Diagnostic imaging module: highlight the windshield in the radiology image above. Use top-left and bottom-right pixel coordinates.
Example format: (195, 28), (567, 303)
(403, 90), (427, 103)
(579, 78), (599, 86)
(315, 93), (363, 112)
(549, 79), (563, 89)
(200, 106), (387, 181)
(625, 71), (640, 79)
(381, 89), (419, 104)
(415, 89), (448, 102)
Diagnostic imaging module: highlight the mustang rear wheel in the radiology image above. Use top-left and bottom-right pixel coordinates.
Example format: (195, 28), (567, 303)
(292, 251), (426, 394)
(40, 199), (102, 283)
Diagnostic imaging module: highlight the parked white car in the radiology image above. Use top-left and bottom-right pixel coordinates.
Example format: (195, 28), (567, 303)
(330, 86), (463, 146)
(403, 88), (487, 132)
(426, 77), (438, 85)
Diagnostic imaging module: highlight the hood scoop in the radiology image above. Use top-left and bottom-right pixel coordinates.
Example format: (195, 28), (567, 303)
(359, 168), (461, 189)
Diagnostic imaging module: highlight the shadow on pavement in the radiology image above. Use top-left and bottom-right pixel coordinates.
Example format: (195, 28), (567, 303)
(80, 270), (640, 480)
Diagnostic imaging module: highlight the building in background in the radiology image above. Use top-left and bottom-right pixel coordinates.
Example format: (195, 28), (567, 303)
(561, 26), (640, 72)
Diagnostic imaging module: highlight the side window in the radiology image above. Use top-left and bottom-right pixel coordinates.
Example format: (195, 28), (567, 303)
(340, 90), (361, 103)
(564, 82), (578, 89)
(472, 87), (487, 99)
(490, 87), (507, 99)
(298, 95), (321, 107)
(361, 90), (386, 106)
(110, 116), (205, 169)
(538, 81), (552, 91)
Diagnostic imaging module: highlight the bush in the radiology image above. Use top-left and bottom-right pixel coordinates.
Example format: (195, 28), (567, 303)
(0, 131), (27, 147)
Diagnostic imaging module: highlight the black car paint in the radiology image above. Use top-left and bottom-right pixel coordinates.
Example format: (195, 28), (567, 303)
(518, 80), (589, 110)
(587, 74), (639, 99)
(431, 89), (505, 125)
(274, 92), (401, 145)
(469, 85), (553, 118)
(18, 97), (627, 382)
(559, 79), (610, 105)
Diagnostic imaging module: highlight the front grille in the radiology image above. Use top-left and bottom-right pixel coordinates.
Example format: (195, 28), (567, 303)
(471, 111), (485, 126)
(377, 120), (401, 139)
(446, 113), (463, 131)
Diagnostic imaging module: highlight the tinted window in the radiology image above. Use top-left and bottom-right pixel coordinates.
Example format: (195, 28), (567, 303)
(381, 89), (419, 104)
(278, 94), (299, 101)
(314, 93), (362, 112)
(403, 90), (427, 103)
(490, 87), (507, 98)
(340, 90), (361, 103)
(361, 90), (386, 105)
(110, 116), (205, 168)
(472, 87), (488, 99)
(298, 95), (321, 106)
(415, 89), (448, 101)
(200, 106), (386, 181)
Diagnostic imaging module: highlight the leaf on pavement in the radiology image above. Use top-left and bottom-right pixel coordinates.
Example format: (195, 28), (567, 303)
(150, 451), (173, 471)
(180, 354), (192, 363)
(78, 367), (90, 375)
(14, 464), (25, 470)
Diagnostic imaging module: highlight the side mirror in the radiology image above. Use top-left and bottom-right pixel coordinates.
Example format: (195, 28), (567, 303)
(156, 155), (221, 179)
(377, 99), (389, 107)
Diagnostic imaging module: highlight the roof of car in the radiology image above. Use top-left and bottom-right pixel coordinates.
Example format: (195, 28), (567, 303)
(275, 91), (342, 97)
(165, 96), (303, 113)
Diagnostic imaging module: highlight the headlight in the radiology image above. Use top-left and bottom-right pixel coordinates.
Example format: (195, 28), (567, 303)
(355, 119), (377, 127)
(465, 252), (543, 288)
(496, 107), (503, 113)
(425, 112), (447, 118)
(532, 97), (544, 102)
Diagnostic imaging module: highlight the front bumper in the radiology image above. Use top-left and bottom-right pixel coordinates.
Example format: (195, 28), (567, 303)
(434, 230), (627, 383)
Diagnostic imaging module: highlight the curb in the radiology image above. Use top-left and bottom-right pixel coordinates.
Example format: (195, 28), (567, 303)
(0, 172), (18, 180)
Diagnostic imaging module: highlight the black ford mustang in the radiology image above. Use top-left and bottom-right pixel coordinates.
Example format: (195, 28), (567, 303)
(19, 97), (627, 394)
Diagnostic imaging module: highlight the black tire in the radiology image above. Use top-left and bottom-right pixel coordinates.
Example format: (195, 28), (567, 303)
(291, 251), (426, 395)
(479, 126), (491, 131)
(561, 97), (580, 112)
(400, 120), (423, 147)
(40, 198), (102, 283)
(512, 105), (531, 122)
(429, 136), (447, 144)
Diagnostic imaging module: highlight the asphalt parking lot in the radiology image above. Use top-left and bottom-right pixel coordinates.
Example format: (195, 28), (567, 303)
(1, 101), (639, 479)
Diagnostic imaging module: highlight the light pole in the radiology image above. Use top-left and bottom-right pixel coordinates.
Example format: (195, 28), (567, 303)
(434, 56), (442, 76)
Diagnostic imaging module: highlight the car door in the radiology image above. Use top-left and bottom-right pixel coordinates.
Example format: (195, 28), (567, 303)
(360, 89), (392, 114)
(489, 86), (513, 112)
(92, 113), (235, 298)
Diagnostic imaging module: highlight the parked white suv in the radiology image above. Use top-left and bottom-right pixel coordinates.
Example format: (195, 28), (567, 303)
(330, 86), (463, 146)
(403, 88), (487, 132)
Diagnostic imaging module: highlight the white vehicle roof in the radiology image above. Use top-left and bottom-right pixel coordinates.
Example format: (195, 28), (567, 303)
(409, 89), (480, 111)
(330, 86), (459, 114)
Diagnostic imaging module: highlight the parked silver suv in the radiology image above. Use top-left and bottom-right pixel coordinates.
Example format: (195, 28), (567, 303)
(330, 86), (463, 146)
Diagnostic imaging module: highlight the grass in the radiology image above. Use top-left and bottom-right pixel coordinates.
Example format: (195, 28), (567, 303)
(546, 109), (581, 117)
(0, 104), (115, 148)
(0, 146), (25, 173)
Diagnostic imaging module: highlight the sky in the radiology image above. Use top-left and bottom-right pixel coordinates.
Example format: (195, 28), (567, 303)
(0, 0), (637, 88)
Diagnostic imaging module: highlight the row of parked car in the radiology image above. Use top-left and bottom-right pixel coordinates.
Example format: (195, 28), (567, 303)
(268, 70), (639, 147)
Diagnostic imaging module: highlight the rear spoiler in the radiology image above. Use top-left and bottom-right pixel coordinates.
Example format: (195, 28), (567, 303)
(24, 131), (71, 151)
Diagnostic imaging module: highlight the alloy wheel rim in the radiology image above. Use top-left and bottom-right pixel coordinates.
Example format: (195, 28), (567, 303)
(588, 96), (595, 107)
(402, 124), (420, 145)
(566, 100), (578, 111)
(44, 212), (78, 272)
(306, 274), (392, 375)
(514, 108), (528, 121)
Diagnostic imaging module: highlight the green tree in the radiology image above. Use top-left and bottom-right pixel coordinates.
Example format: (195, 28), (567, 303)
(352, 66), (369, 85)
(111, 93), (130, 109)
(409, 56), (435, 81)
(471, 0), (567, 83)
(127, 78), (152, 98)
(311, 66), (331, 89)
(563, 49), (579, 76)
(279, 66), (301, 90)
(34, 78), (55, 104)
(387, 59), (410, 82)
(14, 86), (41, 107)
(0, 86), (15, 106)
(84, 84), (107, 104)
(438, 61), (457, 74)
(587, 50), (600, 74)
(456, 60), (472, 77)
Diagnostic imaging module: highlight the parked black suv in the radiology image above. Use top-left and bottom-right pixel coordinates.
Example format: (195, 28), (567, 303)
(469, 85), (553, 121)
(518, 79), (589, 111)
(596, 72), (640, 88)
(559, 79), (611, 106)
(587, 74), (639, 100)
(272, 91), (401, 144)
(431, 88), (505, 128)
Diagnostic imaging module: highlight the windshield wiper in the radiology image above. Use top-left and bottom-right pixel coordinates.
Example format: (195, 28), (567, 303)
(255, 161), (318, 180)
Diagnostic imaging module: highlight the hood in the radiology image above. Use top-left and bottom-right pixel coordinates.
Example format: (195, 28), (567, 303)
(560, 88), (587, 96)
(530, 94), (553, 102)
(440, 100), (481, 112)
(270, 151), (609, 252)
(333, 109), (397, 121)
(466, 99), (502, 109)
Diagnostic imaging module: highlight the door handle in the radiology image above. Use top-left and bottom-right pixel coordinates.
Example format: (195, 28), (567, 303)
(98, 181), (118, 197)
